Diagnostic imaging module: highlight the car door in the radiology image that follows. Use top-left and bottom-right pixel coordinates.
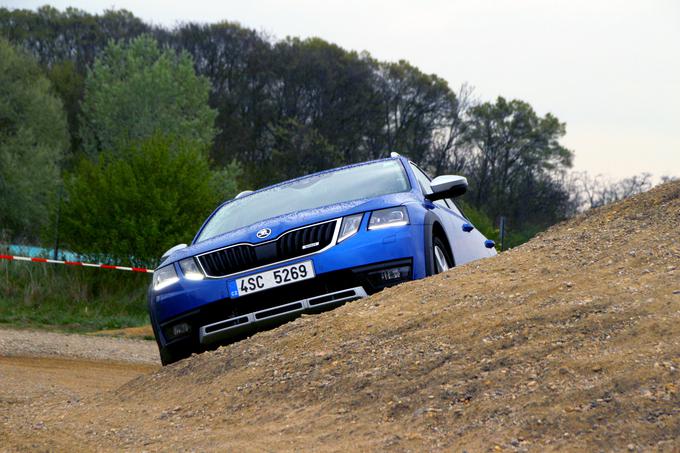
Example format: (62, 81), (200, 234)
(409, 163), (492, 265)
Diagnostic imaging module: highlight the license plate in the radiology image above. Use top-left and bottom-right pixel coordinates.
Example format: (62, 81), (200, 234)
(228, 260), (315, 298)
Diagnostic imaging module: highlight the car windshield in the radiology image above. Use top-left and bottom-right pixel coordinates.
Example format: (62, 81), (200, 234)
(196, 160), (410, 242)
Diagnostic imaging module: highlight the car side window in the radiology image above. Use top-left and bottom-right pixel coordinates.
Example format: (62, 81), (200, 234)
(409, 163), (433, 196)
(410, 163), (471, 218)
(409, 163), (456, 210)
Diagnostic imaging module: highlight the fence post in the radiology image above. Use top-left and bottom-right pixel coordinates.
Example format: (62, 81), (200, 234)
(499, 216), (506, 252)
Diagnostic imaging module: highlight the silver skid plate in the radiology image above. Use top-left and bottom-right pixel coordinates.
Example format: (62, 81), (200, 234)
(199, 286), (367, 344)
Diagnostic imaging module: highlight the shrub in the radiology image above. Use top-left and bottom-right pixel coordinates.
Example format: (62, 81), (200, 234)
(61, 136), (240, 267)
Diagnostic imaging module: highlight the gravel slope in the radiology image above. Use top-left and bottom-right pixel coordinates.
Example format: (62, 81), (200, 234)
(1, 181), (679, 452)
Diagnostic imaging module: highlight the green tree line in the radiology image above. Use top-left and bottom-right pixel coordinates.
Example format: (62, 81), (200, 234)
(1, 5), (580, 264)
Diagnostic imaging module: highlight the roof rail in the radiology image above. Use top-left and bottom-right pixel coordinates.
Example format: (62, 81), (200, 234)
(390, 152), (401, 158)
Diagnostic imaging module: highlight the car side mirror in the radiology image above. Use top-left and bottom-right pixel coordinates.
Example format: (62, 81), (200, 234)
(161, 243), (187, 260)
(425, 175), (468, 201)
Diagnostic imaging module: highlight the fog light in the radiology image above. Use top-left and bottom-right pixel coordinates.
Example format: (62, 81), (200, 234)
(367, 265), (411, 288)
(380, 268), (403, 281)
(172, 323), (191, 337)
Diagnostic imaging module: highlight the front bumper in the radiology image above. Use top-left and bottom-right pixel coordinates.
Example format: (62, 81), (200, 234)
(149, 223), (425, 349)
(154, 258), (413, 349)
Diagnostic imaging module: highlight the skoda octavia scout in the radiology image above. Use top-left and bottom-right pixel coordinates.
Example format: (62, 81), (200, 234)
(148, 154), (496, 364)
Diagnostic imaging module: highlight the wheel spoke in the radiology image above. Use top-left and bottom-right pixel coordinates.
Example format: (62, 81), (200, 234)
(434, 246), (449, 273)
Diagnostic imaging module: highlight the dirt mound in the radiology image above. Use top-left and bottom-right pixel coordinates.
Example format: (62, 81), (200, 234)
(3, 182), (679, 451)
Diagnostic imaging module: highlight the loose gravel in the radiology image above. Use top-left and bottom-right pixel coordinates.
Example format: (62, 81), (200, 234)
(0, 327), (159, 364)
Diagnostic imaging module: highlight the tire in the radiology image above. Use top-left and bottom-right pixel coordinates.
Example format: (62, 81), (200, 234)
(432, 236), (453, 275)
(158, 344), (189, 366)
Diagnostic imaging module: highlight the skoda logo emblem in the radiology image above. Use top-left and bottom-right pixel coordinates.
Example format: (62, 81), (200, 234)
(256, 228), (272, 239)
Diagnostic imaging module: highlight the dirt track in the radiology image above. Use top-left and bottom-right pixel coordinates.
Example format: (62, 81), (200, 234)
(0, 355), (156, 401)
(1, 181), (679, 452)
(0, 327), (159, 364)
(0, 327), (159, 451)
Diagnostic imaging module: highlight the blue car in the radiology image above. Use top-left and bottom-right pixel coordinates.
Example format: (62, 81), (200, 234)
(148, 154), (496, 364)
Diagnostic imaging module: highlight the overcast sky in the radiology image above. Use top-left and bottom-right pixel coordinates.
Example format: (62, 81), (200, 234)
(5, 0), (679, 179)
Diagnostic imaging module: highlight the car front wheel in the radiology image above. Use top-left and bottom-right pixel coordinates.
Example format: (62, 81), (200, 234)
(432, 236), (453, 274)
(158, 344), (190, 366)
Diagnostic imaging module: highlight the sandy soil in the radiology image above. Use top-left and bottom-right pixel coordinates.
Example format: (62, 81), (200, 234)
(1, 181), (678, 452)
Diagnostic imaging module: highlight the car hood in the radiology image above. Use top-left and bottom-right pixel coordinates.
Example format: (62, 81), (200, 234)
(159, 192), (416, 267)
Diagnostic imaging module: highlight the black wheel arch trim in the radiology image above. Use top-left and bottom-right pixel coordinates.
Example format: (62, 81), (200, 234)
(423, 211), (455, 276)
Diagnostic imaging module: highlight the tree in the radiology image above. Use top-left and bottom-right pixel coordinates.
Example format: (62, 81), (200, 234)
(462, 97), (573, 226)
(46, 59), (85, 163)
(61, 136), (240, 266)
(574, 171), (653, 210)
(377, 60), (459, 164)
(423, 83), (475, 176)
(1, 6), (152, 160)
(266, 118), (343, 183)
(0, 6), (149, 71)
(164, 21), (276, 178)
(0, 38), (68, 241)
(269, 38), (384, 165)
(79, 35), (217, 156)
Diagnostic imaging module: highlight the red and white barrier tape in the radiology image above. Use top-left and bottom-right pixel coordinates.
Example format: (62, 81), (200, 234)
(0, 254), (153, 274)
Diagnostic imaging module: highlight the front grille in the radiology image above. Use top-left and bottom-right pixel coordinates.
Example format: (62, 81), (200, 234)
(197, 219), (338, 277)
(198, 245), (257, 277)
(277, 219), (336, 260)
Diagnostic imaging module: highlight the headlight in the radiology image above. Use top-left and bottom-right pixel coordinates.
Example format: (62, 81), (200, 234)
(338, 214), (363, 242)
(368, 206), (410, 230)
(153, 265), (179, 291)
(179, 258), (204, 281)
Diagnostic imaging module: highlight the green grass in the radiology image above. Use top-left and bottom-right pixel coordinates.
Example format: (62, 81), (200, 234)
(0, 260), (150, 333)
